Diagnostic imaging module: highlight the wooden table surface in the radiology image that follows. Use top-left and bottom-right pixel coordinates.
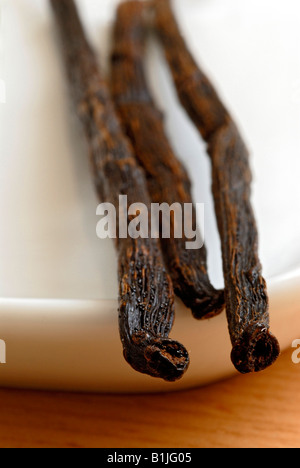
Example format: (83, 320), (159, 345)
(0, 348), (299, 448)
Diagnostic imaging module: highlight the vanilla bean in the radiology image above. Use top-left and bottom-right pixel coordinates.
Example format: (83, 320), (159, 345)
(155, 0), (280, 373)
(111, 1), (224, 320)
(49, 0), (189, 381)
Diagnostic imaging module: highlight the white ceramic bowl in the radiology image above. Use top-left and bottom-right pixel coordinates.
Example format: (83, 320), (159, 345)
(0, 0), (299, 392)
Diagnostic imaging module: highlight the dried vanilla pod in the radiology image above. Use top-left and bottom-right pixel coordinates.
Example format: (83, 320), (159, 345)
(111, 1), (224, 320)
(154, 0), (280, 373)
(50, 0), (189, 381)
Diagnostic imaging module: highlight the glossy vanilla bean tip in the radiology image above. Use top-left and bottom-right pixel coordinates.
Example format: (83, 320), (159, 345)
(191, 289), (225, 320)
(144, 338), (190, 382)
(231, 325), (280, 374)
(124, 334), (190, 382)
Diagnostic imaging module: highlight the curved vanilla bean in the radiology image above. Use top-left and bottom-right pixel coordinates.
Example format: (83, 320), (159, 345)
(49, 0), (189, 381)
(155, 0), (280, 373)
(110, 1), (224, 320)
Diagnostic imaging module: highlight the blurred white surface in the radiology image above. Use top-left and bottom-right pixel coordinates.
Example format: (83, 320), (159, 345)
(0, 0), (299, 392)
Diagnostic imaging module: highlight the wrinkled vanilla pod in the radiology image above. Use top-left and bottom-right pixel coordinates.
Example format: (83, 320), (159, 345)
(111, 1), (224, 320)
(50, 0), (189, 381)
(155, 0), (280, 373)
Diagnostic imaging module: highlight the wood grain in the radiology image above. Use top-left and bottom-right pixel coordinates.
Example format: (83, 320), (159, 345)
(0, 349), (299, 448)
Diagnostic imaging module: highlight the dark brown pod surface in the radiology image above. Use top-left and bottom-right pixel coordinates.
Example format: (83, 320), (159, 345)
(111, 1), (224, 320)
(155, 0), (280, 373)
(49, 0), (189, 382)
